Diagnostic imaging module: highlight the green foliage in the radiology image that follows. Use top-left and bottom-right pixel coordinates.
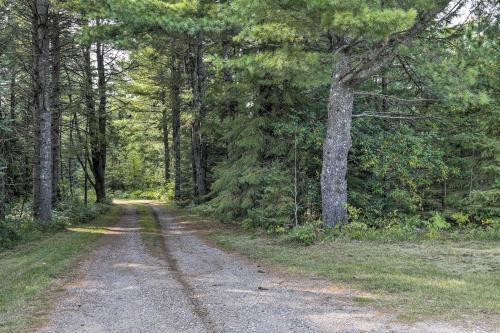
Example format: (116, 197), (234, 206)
(0, 205), (122, 332)
(425, 212), (450, 238)
(285, 220), (322, 246)
(330, 7), (417, 39)
(65, 0), (499, 243)
(0, 199), (111, 250)
(350, 121), (448, 217)
(114, 186), (173, 201)
(208, 152), (294, 230)
(0, 220), (20, 249)
(209, 226), (500, 322)
(449, 212), (470, 226)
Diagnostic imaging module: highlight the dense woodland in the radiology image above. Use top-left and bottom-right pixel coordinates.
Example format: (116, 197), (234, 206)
(0, 0), (498, 245)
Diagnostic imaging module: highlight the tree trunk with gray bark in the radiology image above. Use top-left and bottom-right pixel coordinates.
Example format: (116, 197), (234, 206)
(92, 39), (107, 203)
(161, 107), (170, 183)
(50, 10), (62, 205)
(169, 52), (182, 200)
(188, 38), (208, 201)
(31, 0), (52, 222)
(321, 54), (353, 226)
(0, 95), (6, 221)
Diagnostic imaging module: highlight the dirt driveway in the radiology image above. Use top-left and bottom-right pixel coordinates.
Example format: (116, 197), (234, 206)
(39, 200), (485, 333)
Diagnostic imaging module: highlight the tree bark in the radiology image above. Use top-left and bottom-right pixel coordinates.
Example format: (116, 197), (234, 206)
(161, 106), (170, 183)
(321, 54), (353, 226)
(31, 0), (52, 222)
(0, 93), (6, 221)
(82, 41), (96, 203)
(189, 38), (208, 201)
(191, 119), (207, 200)
(0, 164), (5, 221)
(170, 52), (182, 200)
(49, 10), (62, 205)
(92, 39), (107, 202)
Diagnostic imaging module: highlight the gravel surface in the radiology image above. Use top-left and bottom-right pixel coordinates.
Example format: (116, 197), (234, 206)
(39, 200), (493, 333)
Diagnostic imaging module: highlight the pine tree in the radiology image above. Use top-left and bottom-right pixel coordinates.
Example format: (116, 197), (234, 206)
(31, 0), (52, 222)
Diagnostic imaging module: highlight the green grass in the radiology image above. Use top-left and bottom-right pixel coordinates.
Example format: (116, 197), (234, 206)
(0, 205), (123, 333)
(137, 204), (156, 233)
(208, 227), (500, 322)
(136, 204), (164, 255)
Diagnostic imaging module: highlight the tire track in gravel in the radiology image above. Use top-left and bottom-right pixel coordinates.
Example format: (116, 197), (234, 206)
(148, 201), (491, 333)
(149, 205), (218, 333)
(40, 200), (487, 333)
(39, 201), (208, 333)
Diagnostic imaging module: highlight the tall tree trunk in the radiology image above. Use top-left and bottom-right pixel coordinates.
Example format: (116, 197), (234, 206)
(321, 54), (353, 226)
(191, 119), (207, 200)
(161, 107), (170, 183)
(82, 42), (96, 203)
(190, 131), (198, 198)
(10, 73), (16, 120)
(31, 0), (52, 222)
(170, 52), (182, 200)
(92, 39), (107, 202)
(1, 72), (18, 219)
(0, 165), (5, 221)
(50, 11), (62, 205)
(0, 95), (6, 221)
(189, 38), (208, 201)
(68, 100), (74, 198)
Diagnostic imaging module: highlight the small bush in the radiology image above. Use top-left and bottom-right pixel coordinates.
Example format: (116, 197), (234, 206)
(0, 199), (111, 250)
(285, 221), (321, 245)
(0, 220), (20, 249)
(115, 186), (173, 201)
(450, 212), (470, 226)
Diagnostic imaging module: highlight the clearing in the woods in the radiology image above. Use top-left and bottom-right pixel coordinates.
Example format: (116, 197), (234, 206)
(1, 200), (497, 333)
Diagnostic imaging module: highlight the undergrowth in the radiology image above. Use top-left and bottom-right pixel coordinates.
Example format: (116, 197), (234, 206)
(194, 203), (499, 245)
(0, 199), (111, 250)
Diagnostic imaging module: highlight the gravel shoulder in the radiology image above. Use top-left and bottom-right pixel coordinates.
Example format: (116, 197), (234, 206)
(39, 200), (492, 333)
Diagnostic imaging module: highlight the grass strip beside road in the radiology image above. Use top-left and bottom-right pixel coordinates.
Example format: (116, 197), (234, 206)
(0, 205), (123, 333)
(209, 228), (499, 322)
(162, 202), (500, 323)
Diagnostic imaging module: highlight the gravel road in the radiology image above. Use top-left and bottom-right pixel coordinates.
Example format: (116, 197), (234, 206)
(39, 200), (490, 333)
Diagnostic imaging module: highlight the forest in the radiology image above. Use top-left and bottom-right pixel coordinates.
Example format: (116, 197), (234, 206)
(1, 0), (498, 243)
(0, 0), (499, 332)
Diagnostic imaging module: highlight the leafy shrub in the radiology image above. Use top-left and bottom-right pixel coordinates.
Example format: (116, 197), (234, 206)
(0, 199), (111, 250)
(268, 225), (286, 235)
(425, 212), (451, 238)
(285, 221), (321, 245)
(241, 219), (254, 230)
(450, 212), (470, 226)
(0, 220), (20, 249)
(114, 186), (172, 201)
